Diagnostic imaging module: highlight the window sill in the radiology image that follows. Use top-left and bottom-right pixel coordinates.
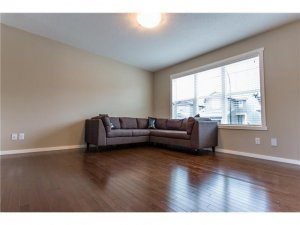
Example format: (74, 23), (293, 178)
(218, 125), (268, 131)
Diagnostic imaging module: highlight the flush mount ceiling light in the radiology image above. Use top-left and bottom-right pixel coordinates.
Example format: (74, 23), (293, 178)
(136, 13), (162, 29)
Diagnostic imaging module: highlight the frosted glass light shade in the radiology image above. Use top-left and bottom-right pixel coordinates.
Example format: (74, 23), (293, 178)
(137, 13), (162, 29)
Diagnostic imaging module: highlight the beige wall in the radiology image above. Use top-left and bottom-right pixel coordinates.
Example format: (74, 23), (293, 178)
(1, 25), (153, 151)
(2, 21), (300, 161)
(0, 23), (2, 151)
(154, 21), (300, 161)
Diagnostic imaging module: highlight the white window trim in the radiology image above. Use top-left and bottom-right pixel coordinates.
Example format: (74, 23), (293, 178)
(170, 48), (267, 131)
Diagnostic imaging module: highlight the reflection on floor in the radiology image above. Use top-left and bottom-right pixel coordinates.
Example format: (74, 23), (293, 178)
(169, 166), (269, 211)
(1, 146), (300, 212)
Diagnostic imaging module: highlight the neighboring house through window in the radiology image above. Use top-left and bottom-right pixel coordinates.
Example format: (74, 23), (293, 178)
(171, 48), (267, 130)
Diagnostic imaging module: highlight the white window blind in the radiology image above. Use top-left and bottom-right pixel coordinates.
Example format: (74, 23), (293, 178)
(171, 49), (266, 128)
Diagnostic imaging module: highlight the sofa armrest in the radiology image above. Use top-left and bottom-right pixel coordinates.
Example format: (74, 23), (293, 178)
(190, 119), (218, 149)
(85, 119), (106, 146)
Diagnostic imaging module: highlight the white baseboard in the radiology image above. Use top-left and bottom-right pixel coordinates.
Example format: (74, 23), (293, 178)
(0, 144), (85, 155)
(1, 145), (299, 166)
(216, 147), (300, 165)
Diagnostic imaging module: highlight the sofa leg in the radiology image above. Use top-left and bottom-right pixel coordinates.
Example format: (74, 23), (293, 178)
(87, 143), (90, 151)
(212, 146), (215, 153)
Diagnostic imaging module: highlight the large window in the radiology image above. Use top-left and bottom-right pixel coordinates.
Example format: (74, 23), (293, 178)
(171, 49), (266, 130)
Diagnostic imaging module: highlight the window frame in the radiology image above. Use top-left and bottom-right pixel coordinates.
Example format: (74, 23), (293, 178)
(170, 48), (267, 130)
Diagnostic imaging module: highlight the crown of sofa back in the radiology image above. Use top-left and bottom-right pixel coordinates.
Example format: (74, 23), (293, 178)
(92, 116), (193, 131)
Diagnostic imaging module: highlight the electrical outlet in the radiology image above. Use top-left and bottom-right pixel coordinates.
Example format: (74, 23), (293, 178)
(19, 133), (25, 140)
(11, 133), (18, 140)
(271, 138), (278, 147)
(255, 137), (260, 145)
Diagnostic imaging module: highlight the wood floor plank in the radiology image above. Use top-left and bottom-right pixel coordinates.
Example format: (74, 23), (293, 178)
(1, 146), (300, 212)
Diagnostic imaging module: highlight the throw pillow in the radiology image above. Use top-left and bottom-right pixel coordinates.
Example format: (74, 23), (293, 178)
(148, 117), (156, 129)
(110, 117), (121, 129)
(110, 122), (116, 129)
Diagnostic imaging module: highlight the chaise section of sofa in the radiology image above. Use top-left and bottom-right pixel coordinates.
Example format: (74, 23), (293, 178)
(85, 116), (218, 152)
(149, 117), (218, 150)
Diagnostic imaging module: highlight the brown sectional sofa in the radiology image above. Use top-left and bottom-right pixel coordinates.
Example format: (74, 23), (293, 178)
(85, 116), (218, 152)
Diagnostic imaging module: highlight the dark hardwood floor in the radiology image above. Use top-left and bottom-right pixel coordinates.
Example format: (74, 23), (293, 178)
(1, 145), (300, 212)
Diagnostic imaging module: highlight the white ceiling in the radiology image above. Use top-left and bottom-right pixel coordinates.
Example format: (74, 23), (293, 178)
(2, 13), (300, 72)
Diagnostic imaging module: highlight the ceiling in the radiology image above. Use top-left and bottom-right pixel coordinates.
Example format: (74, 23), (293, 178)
(2, 13), (300, 72)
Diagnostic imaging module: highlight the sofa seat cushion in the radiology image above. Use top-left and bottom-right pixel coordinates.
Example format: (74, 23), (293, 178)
(107, 129), (132, 137)
(150, 129), (191, 140)
(132, 129), (150, 136)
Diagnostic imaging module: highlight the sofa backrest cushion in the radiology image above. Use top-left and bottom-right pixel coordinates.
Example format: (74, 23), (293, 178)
(187, 117), (195, 134)
(166, 119), (183, 130)
(110, 117), (121, 129)
(180, 118), (188, 131)
(101, 116), (112, 132)
(156, 118), (167, 129)
(120, 117), (138, 129)
(137, 118), (148, 129)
